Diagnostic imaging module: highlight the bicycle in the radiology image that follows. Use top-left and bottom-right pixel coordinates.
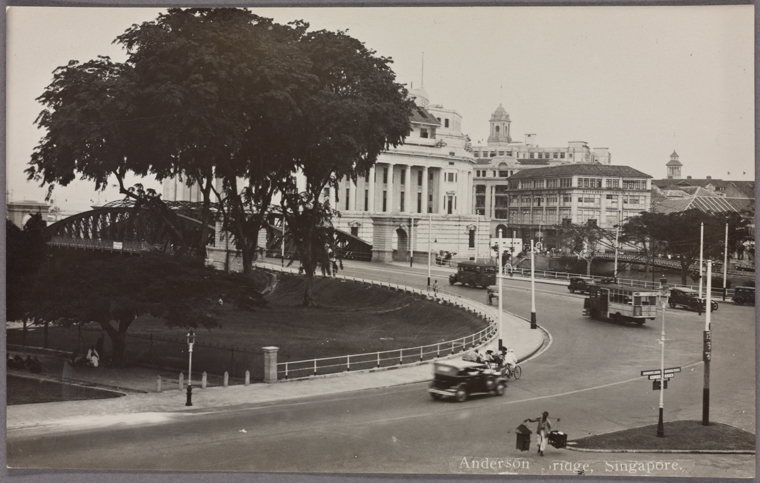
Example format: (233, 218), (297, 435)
(503, 364), (522, 380)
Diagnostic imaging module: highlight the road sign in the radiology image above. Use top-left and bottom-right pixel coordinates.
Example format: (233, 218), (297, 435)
(648, 373), (675, 380)
(663, 367), (681, 374)
(641, 369), (661, 376)
(641, 367), (680, 377)
(653, 380), (669, 390)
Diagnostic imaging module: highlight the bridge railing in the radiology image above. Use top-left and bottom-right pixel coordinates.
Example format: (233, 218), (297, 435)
(254, 263), (499, 380)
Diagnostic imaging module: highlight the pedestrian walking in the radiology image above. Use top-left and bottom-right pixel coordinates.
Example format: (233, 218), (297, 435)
(524, 411), (552, 456)
(433, 280), (439, 294)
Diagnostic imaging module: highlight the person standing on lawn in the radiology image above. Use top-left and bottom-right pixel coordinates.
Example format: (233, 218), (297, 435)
(524, 411), (552, 456)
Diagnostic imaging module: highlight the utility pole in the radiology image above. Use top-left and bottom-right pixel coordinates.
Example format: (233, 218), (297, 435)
(703, 261), (713, 425)
(409, 214), (414, 267)
(427, 213), (432, 290)
(281, 219), (286, 267)
(723, 223), (728, 301)
(698, 222), (704, 297)
(613, 223), (620, 282)
(498, 229), (504, 350)
(530, 239), (537, 329)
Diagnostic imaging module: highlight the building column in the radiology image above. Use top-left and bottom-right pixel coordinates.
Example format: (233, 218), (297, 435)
(387, 163), (395, 213)
(422, 166), (429, 214)
(329, 185), (336, 208)
(368, 166), (376, 212)
(347, 176), (355, 211)
(405, 165), (412, 213)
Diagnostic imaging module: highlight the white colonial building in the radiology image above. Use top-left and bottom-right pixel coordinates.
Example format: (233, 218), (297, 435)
(330, 87), (489, 263)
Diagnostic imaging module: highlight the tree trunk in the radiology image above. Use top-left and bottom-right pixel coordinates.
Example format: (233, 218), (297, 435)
(303, 269), (314, 307)
(198, 177), (213, 257)
(586, 258), (592, 276)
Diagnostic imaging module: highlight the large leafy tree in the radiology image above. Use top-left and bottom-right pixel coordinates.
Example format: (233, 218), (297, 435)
(647, 209), (753, 285)
(8, 253), (267, 367)
(279, 28), (414, 305)
(115, 9), (315, 266)
(7, 213), (49, 321)
(620, 211), (669, 275)
(555, 222), (610, 276)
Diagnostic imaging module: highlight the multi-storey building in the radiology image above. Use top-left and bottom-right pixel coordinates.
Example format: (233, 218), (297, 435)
(492, 164), (652, 244)
(331, 87), (490, 263)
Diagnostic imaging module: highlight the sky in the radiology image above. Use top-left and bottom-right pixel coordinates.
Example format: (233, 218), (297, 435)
(6, 5), (755, 214)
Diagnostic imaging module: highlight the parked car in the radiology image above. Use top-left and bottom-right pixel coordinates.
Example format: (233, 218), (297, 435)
(449, 261), (497, 288)
(568, 277), (596, 294)
(428, 359), (507, 402)
(668, 287), (718, 312)
(486, 285), (499, 305)
(733, 286), (755, 306)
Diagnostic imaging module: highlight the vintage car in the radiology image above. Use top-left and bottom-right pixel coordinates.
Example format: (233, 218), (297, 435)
(568, 277), (596, 294)
(733, 286), (755, 306)
(448, 261), (497, 288)
(428, 359), (507, 402)
(668, 287), (719, 312)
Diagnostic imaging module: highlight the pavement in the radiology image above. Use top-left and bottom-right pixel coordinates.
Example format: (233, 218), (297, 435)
(7, 266), (547, 437)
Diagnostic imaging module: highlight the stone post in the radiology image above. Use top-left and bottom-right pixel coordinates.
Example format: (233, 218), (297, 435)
(245, 370), (250, 386)
(263, 346), (279, 383)
(156, 374), (162, 393)
(179, 372), (184, 390)
(223, 371), (229, 387)
(202, 371), (207, 389)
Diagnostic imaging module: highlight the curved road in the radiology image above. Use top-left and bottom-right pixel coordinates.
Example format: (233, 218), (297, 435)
(8, 262), (755, 477)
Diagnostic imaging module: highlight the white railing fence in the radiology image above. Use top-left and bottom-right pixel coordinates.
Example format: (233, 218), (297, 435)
(253, 263), (499, 380)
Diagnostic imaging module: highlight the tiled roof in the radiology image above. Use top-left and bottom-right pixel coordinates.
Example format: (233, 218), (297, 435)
(730, 181), (756, 198)
(409, 106), (441, 126)
(654, 196), (754, 215)
(508, 164), (652, 179)
(517, 159), (551, 166)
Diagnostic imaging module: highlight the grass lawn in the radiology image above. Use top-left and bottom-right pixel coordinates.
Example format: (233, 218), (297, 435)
(10, 271), (488, 373)
(7, 375), (124, 405)
(570, 420), (755, 451)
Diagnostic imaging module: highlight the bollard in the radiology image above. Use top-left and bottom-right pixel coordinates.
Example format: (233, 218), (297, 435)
(245, 370), (250, 386)
(156, 374), (162, 393)
(223, 371), (229, 387)
(202, 371), (207, 389)
(263, 346), (279, 383)
(179, 372), (184, 390)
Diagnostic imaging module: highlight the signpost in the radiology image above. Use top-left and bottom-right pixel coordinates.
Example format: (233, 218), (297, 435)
(656, 278), (669, 437)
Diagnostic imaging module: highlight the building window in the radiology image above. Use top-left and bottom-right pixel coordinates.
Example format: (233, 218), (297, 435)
(533, 179), (545, 189)
(606, 194), (618, 205)
(400, 192), (405, 212)
(446, 172), (457, 182)
(323, 187), (330, 200)
(346, 188), (350, 210)
(623, 179), (643, 190)
(562, 195), (572, 204)
(351, 226), (359, 237)
(535, 196), (543, 206)
(606, 179), (620, 189)
(383, 168), (388, 184)
(474, 152), (480, 158)
(547, 179), (558, 188)
(364, 189), (369, 211)
(469, 229), (475, 248)
(429, 172), (434, 181)
(506, 151), (513, 156)
(499, 151), (505, 156)
(560, 153), (566, 159)
(418, 170), (423, 186)
(522, 195), (531, 204)
(420, 129), (429, 139)
(445, 118), (450, 128)
(447, 196), (453, 214)
(530, 153), (535, 159)
(490, 151), (496, 157)
(417, 192), (422, 213)
(383, 190), (387, 212)
(400, 169), (406, 185)
(560, 178), (573, 188)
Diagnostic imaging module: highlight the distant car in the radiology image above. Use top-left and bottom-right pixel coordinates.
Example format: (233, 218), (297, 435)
(733, 286), (755, 306)
(428, 359), (507, 402)
(486, 285), (499, 305)
(668, 287), (718, 312)
(568, 277), (596, 294)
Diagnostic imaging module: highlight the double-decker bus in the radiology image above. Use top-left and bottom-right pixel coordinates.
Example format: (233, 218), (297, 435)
(582, 282), (659, 325)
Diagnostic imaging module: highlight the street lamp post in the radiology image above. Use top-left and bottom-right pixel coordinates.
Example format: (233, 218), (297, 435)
(703, 261), (712, 425)
(186, 329), (196, 407)
(427, 213), (432, 290)
(698, 222), (704, 298)
(723, 223), (728, 301)
(409, 214), (414, 268)
(281, 219), (286, 268)
(530, 239), (537, 329)
(657, 277), (668, 437)
(613, 223), (620, 282)
(498, 229), (504, 350)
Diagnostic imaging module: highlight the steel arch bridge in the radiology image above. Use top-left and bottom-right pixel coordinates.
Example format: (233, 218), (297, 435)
(45, 201), (213, 254)
(45, 200), (373, 261)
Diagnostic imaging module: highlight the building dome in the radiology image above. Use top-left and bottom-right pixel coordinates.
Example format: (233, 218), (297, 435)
(666, 158), (683, 167)
(490, 104), (511, 122)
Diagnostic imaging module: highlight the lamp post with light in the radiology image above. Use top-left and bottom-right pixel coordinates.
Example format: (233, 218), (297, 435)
(186, 329), (196, 407)
(657, 277), (668, 437)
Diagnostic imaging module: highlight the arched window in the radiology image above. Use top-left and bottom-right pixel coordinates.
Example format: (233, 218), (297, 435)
(495, 126), (500, 133)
